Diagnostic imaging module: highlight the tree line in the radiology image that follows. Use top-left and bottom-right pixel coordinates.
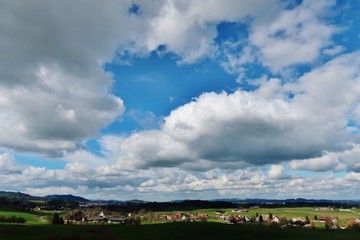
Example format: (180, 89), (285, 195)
(0, 215), (26, 224)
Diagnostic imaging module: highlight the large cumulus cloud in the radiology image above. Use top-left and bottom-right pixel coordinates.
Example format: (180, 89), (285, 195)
(0, 0), (285, 156)
(1, 0), (359, 201)
(0, 1), (137, 155)
(105, 51), (360, 171)
(249, 0), (336, 72)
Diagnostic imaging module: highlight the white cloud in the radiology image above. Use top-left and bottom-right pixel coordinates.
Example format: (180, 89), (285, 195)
(63, 150), (111, 168)
(101, 51), (360, 173)
(127, 109), (164, 129)
(345, 172), (360, 182)
(3, 50), (360, 199)
(0, 153), (24, 174)
(289, 154), (346, 172)
(119, 130), (193, 169)
(0, 0), (359, 200)
(268, 165), (290, 179)
(0, 149), (357, 200)
(0, 1), (133, 156)
(111, 91), (339, 170)
(142, 0), (281, 63)
(0, 0), (341, 158)
(0, 0), (284, 156)
(25, 186), (78, 197)
(291, 51), (360, 122)
(323, 45), (345, 56)
(0, 64), (124, 156)
(249, 0), (336, 72)
(290, 144), (360, 172)
(12, 165), (359, 200)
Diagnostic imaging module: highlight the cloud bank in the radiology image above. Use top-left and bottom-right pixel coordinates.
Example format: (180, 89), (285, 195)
(0, 0), (359, 200)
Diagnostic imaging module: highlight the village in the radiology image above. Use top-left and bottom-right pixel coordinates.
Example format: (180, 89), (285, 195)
(51, 206), (360, 230)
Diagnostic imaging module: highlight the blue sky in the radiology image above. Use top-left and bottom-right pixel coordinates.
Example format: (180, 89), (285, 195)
(1, 0), (360, 200)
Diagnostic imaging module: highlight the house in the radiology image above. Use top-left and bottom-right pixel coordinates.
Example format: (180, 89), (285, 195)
(314, 207), (335, 211)
(233, 216), (242, 223)
(89, 216), (108, 222)
(318, 216), (338, 223)
(197, 213), (208, 218)
(232, 209), (248, 213)
(255, 215), (268, 222)
(33, 207), (41, 211)
(88, 211), (108, 223)
(339, 209), (350, 212)
(271, 216), (280, 223)
(108, 217), (127, 224)
(165, 212), (184, 221)
(189, 216), (197, 222)
(292, 217), (306, 223)
(222, 215), (234, 222)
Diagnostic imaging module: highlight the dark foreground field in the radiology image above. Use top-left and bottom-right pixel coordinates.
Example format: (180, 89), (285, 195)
(0, 222), (359, 240)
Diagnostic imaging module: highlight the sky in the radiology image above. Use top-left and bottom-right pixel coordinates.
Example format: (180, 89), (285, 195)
(0, 0), (360, 201)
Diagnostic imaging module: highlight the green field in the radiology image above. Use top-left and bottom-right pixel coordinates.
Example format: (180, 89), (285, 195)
(227, 207), (360, 226)
(0, 222), (360, 240)
(1, 207), (360, 226)
(0, 209), (56, 225)
(0, 207), (359, 239)
(147, 207), (360, 226)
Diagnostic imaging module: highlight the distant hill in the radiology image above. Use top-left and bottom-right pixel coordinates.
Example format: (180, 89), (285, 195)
(210, 198), (360, 205)
(0, 191), (40, 201)
(1, 190), (360, 208)
(43, 194), (89, 202)
(0, 191), (88, 203)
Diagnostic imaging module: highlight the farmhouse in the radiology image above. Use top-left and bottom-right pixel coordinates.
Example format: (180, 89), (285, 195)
(271, 216), (280, 223)
(88, 211), (108, 223)
(318, 216), (338, 223)
(108, 217), (127, 223)
(314, 207), (335, 211)
(339, 208), (350, 212)
(292, 217), (306, 223)
(197, 213), (208, 218)
(255, 215), (268, 222)
(232, 208), (249, 213)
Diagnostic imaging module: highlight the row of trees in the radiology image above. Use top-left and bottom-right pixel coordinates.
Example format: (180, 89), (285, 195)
(66, 210), (84, 222)
(0, 197), (36, 211)
(52, 212), (64, 224)
(51, 212), (141, 226)
(0, 215), (26, 224)
(124, 216), (141, 226)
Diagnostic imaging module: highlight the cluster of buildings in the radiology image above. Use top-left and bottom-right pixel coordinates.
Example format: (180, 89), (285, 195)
(162, 212), (209, 222)
(86, 211), (128, 223)
(66, 211), (128, 224)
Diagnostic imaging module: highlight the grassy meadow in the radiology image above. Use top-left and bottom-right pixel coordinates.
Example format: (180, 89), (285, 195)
(0, 222), (360, 240)
(0, 209), (56, 225)
(0, 207), (360, 239)
(145, 207), (360, 227)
